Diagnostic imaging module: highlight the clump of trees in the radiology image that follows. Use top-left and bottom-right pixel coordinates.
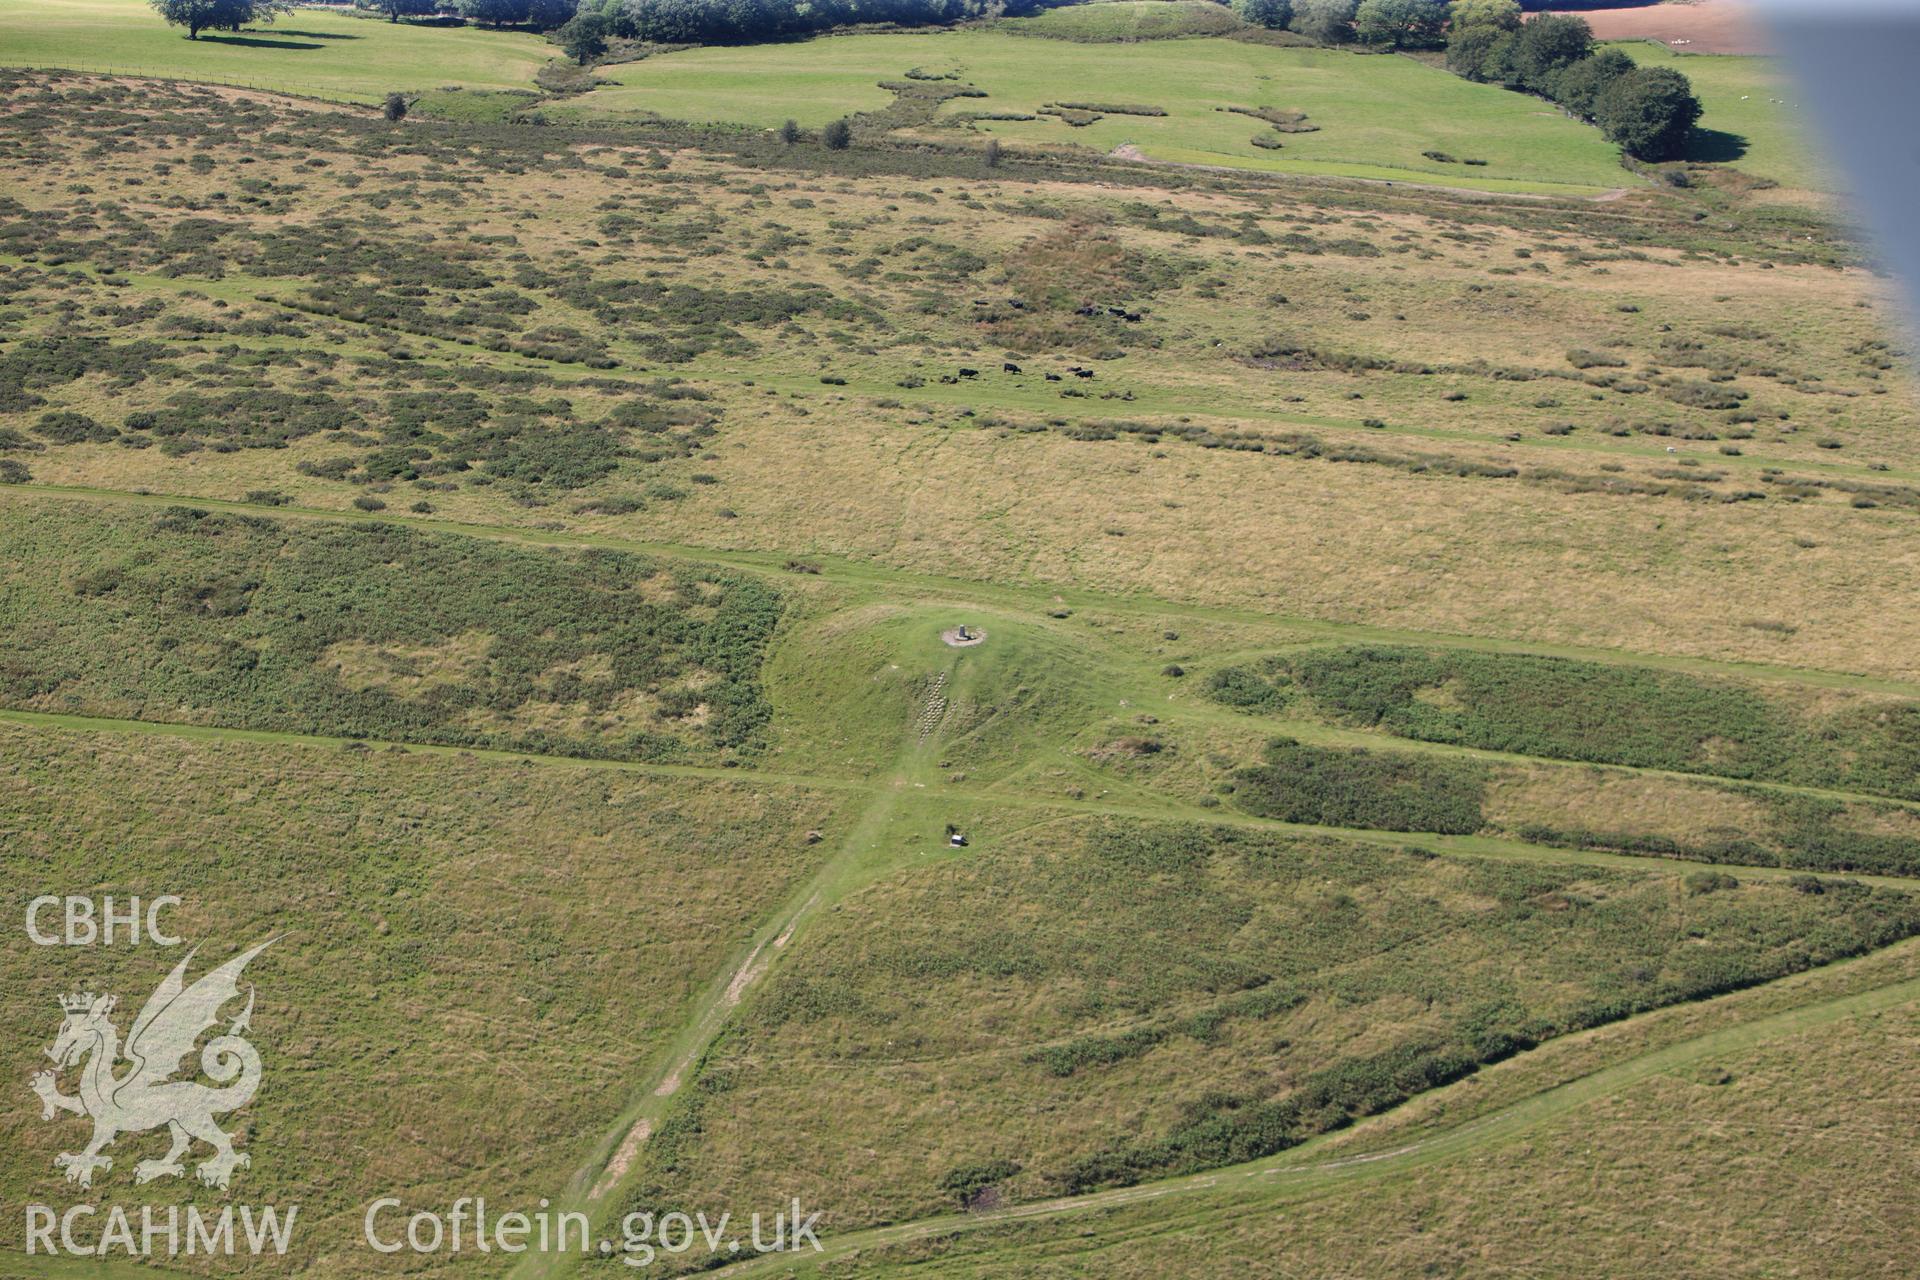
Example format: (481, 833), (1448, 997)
(150, 0), (289, 40)
(1354, 0), (1448, 48)
(1447, 2), (1701, 160)
(363, 0), (1077, 39)
(1231, 0), (1293, 29)
(1233, 0), (1449, 51)
(455, 0), (581, 29)
(1289, 0), (1359, 43)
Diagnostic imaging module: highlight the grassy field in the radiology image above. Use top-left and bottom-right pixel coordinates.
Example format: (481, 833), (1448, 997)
(0, 2), (1825, 196)
(604, 815), (1918, 1247)
(0, 0), (553, 103)
(1614, 40), (1830, 193)
(0, 723), (849, 1275)
(0, 15), (1908, 1276)
(990, 0), (1246, 42)
(5, 75), (1914, 678)
(770, 941), (1920, 1277)
(573, 30), (1631, 193)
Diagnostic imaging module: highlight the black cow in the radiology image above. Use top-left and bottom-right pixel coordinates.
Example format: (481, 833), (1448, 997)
(1073, 369), (1095, 379)
(958, 368), (979, 378)
(1003, 362), (1022, 374)
(1044, 373), (1062, 382)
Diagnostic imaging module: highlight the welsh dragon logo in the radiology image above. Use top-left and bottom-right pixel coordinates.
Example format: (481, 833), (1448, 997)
(30, 940), (273, 1190)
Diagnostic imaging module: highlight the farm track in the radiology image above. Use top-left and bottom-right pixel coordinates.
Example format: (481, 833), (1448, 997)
(502, 643), (967, 1280)
(9, 483), (1920, 697)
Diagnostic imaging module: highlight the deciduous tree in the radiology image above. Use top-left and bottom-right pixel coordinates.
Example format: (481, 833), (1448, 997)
(369, 0), (436, 21)
(1448, 0), (1519, 30)
(1597, 65), (1702, 160)
(1511, 12), (1592, 91)
(1446, 20), (1515, 81)
(1549, 46), (1634, 120)
(458, 0), (534, 28)
(558, 9), (607, 61)
(1232, 0), (1293, 30)
(1289, 0), (1359, 44)
(1354, 0), (1447, 49)
(149, 0), (278, 39)
(528, 0), (579, 30)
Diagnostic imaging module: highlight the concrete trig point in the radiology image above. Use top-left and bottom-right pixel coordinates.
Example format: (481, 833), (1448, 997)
(941, 624), (987, 647)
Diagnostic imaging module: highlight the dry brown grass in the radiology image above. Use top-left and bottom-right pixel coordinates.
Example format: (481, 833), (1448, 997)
(0, 722), (850, 1276)
(8, 77), (1917, 677)
(1484, 765), (1779, 843)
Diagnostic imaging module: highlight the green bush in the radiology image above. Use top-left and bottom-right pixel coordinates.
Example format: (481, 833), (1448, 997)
(34, 411), (116, 444)
(1204, 661), (1288, 711)
(1231, 737), (1486, 833)
(937, 1159), (1022, 1207)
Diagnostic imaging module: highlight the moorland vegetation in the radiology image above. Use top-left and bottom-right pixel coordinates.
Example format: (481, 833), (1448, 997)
(0, 5), (1913, 1275)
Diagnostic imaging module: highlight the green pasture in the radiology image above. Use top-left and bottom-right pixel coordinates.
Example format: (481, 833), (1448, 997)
(0, 1), (1827, 195)
(992, 0), (1246, 41)
(574, 30), (1631, 193)
(0, 0), (551, 103)
(1614, 41), (1829, 191)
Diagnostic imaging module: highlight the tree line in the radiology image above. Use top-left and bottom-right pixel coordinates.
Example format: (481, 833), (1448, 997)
(1446, 1), (1701, 161)
(564, 0), (1060, 48)
(1231, 0), (1700, 160)
(152, 0), (1071, 45)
